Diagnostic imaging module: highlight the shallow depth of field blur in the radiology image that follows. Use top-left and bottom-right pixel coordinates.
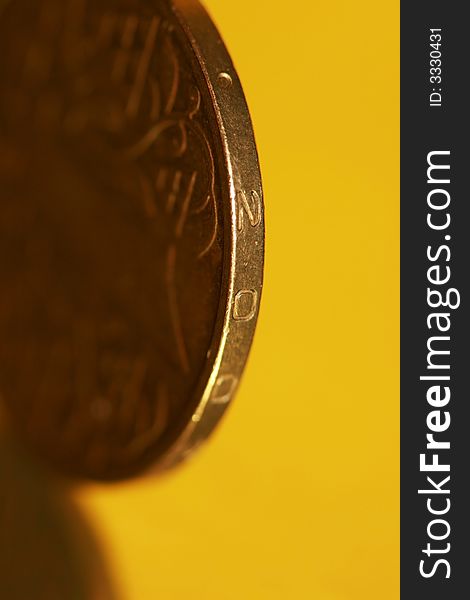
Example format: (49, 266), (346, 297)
(0, 0), (399, 598)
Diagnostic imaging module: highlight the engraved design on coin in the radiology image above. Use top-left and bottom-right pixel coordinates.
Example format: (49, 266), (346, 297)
(0, 0), (224, 477)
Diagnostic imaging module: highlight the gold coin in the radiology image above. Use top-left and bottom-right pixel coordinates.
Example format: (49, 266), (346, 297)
(0, 0), (264, 480)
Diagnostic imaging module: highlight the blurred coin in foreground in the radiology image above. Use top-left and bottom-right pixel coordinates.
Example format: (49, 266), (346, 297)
(0, 0), (264, 480)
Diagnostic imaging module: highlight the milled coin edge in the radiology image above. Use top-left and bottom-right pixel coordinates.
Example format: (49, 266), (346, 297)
(153, 0), (265, 471)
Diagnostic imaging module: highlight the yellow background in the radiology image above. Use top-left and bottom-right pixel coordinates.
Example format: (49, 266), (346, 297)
(76, 1), (400, 598)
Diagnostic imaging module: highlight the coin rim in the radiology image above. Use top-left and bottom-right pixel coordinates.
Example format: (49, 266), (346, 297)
(149, 0), (265, 474)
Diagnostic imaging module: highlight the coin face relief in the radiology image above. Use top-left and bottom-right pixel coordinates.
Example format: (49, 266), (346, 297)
(0, 0), (264, 480)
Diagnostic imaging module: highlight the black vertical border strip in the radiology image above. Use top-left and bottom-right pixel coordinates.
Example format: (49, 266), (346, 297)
(401, 4), (468, 598)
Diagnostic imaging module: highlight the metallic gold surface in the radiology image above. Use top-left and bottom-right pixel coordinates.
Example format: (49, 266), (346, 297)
(0, 0), (264, 480)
